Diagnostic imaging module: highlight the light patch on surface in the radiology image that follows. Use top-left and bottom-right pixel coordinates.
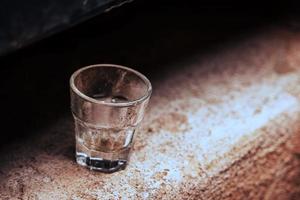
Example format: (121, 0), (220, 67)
(186, 85), (299, 174)
(131, 132), (186, 183)
(129, 83), (299, 184)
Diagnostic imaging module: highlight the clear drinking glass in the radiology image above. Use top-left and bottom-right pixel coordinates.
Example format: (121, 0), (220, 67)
(70, 64), (152, 172)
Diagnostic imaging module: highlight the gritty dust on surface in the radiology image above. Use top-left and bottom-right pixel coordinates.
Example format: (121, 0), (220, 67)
(2, 28), (300, 199)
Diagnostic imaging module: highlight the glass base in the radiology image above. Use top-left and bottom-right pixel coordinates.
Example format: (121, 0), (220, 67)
(74, 121), (133, 173)
(76, 152), (127, 173)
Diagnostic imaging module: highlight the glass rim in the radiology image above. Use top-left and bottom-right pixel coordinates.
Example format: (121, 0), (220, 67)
(70, 64), (152, 107)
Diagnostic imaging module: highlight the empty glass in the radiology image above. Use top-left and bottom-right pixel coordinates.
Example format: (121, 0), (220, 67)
(70, 64), (152, 172)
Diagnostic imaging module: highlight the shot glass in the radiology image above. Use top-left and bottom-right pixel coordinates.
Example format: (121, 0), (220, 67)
(70, 64), (152, 172)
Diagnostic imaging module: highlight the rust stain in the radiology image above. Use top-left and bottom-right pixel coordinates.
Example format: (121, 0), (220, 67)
(147, 112), (189, 134)
(254, 107), (262, 115)
(152, 171), (168, 181)
(133, 140), (147, 151)
(158, 141), (176, 154)
(75, 191), (97, 200)
(287, 129), (300, 154)
(207, 98), (223, 105)
(274, 61), (296, 75)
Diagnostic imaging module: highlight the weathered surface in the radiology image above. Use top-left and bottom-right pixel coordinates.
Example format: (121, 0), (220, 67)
(1, 28), (300, 199)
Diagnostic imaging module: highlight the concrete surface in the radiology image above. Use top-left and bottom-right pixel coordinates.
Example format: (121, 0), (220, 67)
(1, 27), (300, 199)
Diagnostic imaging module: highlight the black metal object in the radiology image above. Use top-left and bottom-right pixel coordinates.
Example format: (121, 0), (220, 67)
(0, 0), (132, 55)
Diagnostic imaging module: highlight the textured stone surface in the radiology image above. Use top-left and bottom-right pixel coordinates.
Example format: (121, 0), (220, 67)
(1, 28), (300, 199)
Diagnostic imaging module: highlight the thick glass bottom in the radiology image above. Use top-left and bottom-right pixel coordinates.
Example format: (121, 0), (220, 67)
(76, 152), (127, 173)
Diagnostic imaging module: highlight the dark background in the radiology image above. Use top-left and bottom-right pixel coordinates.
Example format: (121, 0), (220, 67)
(0, 0), (298, 144)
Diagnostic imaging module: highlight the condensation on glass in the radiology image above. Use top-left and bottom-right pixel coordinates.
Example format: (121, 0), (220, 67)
(70, 64), (152, 172)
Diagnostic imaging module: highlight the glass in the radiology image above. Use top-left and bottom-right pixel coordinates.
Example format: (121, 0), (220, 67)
(70, 64), (152, 172)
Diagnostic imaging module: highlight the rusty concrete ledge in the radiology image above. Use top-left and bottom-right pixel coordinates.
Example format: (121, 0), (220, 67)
(1, 28), (300, 199)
